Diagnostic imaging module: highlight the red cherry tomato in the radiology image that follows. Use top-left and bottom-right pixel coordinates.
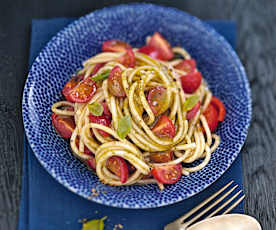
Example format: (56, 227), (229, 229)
(150, 151), (173, 163)
(151, 164), (182, 184)
(102, 40), (131, 52)
(126, 162), (136, 174)
(91, 63), (106, 75)
(101, 101), (112, 119)
(180, 71), (202, 94)
(62, 74), (84, 100)
(203, 104), (219, 132)
(66, 107), (74, 112)
(138, 45), (163, 59)
(51, 113), (75, 139)
(186, 101), (201, 120)
(66, 78), (97, 103)
(108, 66), (126, 97)
(148, 32), (173, 61)
(75, 137), (93, 156)
(174, 59), (196, 74)
(210, 96), (226, 122)
(147, 86), (166, 115)
(88, 114), (111, 137)
(118, 48), (136, 68)
(87, 157), (96, 171)
(84, 147), (92, 155)
(152, 115), (176, 138)
(106, 156), (129, 183)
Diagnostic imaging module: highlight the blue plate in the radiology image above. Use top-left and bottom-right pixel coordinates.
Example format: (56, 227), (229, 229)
(22, 3), (251, 208)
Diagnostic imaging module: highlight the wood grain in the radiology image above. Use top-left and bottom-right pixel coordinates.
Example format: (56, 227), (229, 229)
(233, 1), (276, 228)
(0, 0), (275, 229)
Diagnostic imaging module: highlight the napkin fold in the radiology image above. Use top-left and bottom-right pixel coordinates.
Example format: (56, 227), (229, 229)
(18, 18), (242, 230)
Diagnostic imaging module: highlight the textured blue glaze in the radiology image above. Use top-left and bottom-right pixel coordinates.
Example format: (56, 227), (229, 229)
(22, 3), (251, 208)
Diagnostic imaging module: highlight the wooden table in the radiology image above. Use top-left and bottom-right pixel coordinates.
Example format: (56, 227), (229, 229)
(0, 0), (275, 229)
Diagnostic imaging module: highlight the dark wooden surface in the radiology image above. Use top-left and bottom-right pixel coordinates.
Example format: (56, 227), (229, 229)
(0, 0), (275, 229)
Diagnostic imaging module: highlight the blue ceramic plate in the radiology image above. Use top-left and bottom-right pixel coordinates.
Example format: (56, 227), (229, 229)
(22, 3), (251, 208)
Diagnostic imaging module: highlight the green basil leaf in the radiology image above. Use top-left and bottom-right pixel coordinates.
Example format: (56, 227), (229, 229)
(117, 116), (132, 139)
(82, 216), (107, 230)
(183, 95), (200, 111)
(91, 70), (111, 82)
(88, 103), (104, 116)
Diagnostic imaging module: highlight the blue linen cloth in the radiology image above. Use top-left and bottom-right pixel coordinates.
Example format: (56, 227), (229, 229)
(18, 18), (242, 230)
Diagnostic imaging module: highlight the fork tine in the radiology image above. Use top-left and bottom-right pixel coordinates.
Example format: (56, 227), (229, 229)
(177, 181), (234, 223)
(205, 190), (243, 218)
(222, 194), (245, 215)
(184, 184), (238, 227)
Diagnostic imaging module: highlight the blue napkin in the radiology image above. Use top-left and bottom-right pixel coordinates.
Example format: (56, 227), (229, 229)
(19, 18), (242, 230)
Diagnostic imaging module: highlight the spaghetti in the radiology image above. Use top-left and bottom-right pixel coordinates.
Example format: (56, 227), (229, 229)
(51, 32), (226, 189)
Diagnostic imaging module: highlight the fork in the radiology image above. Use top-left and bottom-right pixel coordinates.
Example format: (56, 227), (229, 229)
(164, 181), (245, 230)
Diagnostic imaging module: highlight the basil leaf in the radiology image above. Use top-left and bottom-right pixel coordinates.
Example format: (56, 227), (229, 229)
(82, 216), (107, 230)
(91, 70), (111, 82)
(183, 95), (200, 111)
(117, 116), (132, 139)
(88, 103), (104, 116)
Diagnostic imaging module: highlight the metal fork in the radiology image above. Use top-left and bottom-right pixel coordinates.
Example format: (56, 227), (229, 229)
(164, 181), (245, 230)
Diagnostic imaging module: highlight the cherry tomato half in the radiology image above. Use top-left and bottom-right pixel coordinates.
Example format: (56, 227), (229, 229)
(101, 101), (112, 119)
(148, 32), (174, 61)
(88, 114), (111, 137)
(152, 115), (176, 138)
(174, 59), (196, 74)
(203, 104), (219, 132)
(75, 137), (93, 156)
(87, 157), (96, 171)
(66, 78), (97, 103)
(126, 161), (136, 174)
(108, 66), (126, 97)
(62, 74), (84, 100)
(152, 164), (182, 184)
(106, 156), (129, 183)
(210, 96), (226, 122)
(118, 48), (136, 68)
(186, 101), (201, 120)
(180, 71), (202, 94)
(76, 137), (96, 171)
(91, 63), (106, 76)
(51, 113), (75, 139)
(150, 151), (173, 163)
(147, 86), (166, 115)
(138, 45), (163, 60)
(102, 40), (131, 52)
